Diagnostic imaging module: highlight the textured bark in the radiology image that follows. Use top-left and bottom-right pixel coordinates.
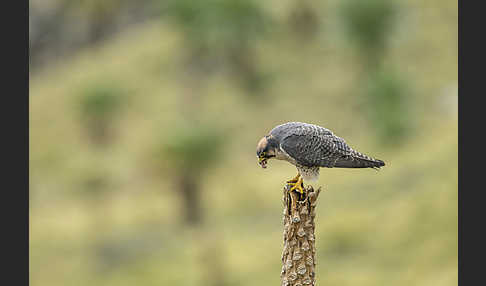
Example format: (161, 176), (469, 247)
(281, 184), (321, 286)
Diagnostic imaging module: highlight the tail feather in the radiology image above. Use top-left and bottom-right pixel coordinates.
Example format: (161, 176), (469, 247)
(333, 150), (385, 169)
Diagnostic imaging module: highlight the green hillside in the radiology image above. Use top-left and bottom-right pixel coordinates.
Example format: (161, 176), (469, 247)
(30, 0), (457, 285)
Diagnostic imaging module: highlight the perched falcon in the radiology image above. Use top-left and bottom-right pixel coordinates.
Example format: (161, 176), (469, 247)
(256, 122), (385, 194)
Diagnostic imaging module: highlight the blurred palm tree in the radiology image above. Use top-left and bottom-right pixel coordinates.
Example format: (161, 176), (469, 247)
(151, 122), (225, 225)
(339, 0), (397, 71)
(338, 0), (411, 144)
(364, 69), (412, 145)
(77, 82), (126, 146)
(162, 0), (271, 94)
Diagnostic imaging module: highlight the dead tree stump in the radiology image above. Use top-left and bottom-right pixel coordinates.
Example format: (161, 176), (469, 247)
(281, 184), (321, 286)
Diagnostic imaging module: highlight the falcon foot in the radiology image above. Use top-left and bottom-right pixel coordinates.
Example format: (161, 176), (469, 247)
(288, 176), (305, 200)
(286, 173), (301, 184)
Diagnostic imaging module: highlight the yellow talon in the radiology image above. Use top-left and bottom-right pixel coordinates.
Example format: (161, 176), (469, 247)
(286, 173), (301, 184)
(289, 176), (304, 195)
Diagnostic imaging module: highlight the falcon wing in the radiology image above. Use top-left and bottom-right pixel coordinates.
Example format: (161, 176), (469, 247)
(280, 133), (350, 167)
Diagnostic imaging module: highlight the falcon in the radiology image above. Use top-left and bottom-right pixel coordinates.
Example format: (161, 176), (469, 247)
(256, 122), (385, 194)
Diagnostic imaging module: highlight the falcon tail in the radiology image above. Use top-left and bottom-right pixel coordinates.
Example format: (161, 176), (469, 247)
(333, 150), (385, 169)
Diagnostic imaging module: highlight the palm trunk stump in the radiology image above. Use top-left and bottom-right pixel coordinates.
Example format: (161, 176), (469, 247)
(281, 184), (321, 286)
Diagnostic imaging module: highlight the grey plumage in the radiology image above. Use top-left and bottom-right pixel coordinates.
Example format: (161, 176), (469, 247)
(256, 121), (384, 188)
(260, 122), (384, 183)
(270, 122), (384, 168)
(270, 122), (384, 169)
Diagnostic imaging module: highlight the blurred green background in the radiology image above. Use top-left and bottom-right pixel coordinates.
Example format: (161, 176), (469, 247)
(29, 0), (457, 285)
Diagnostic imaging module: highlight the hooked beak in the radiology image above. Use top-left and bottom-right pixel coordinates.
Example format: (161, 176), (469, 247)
(258, 156), (268, 168)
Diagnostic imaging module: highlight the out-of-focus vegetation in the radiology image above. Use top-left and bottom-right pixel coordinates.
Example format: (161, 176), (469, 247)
(76, 81), (127, 146)
(29, 0), (157, 71)
(30, 0), (457, 285)
(286, 0), (320, 40)
(364, 69), (412, 145)
(162, 0), (271, 93)
(339, 0), (397, 71)
(150, 122), (225, 225)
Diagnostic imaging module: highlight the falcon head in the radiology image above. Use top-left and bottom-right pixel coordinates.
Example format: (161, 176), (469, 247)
(256, 135), (279, 168)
